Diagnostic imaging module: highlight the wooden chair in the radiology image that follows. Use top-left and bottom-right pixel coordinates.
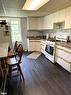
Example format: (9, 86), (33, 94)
(6, 44), (24, 81)
(0, 58), (7, 77)
(0, 61), (8, 94)
(0, 63), (3, 77)
(13, 41), (18, 53)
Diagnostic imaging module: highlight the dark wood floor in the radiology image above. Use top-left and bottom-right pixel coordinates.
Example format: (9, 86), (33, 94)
(6, 52), (71, 95)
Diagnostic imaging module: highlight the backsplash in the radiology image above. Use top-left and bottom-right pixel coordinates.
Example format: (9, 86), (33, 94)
(42, 29), (71, 40)
(27, 29), (71, 41)
(27, 31), (43, 37)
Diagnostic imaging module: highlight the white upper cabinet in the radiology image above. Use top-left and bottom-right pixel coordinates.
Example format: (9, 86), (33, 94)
(27, 6), (71, 30)
(27, 17), (44, 30)
(43, 7), (71, 29)
(27, 17), (37, 30)
(65, 7), (71, 29)
(43, 15), (53, 29)
(37, 18), (44, 30)
(43, 9), (65, 29)
(53, 9), (65, 23)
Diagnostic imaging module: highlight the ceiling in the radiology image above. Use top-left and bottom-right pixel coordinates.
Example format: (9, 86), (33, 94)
(0, 0), (71, 17)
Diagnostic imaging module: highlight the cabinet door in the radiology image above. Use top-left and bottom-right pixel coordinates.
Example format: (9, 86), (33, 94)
(35, 41), (41, 51)
(55, 46), (71, 72)
(37, 17), (44, 30)
(27, 17), (44, 30)
(62, 50), (71, 63)
(41, 40), (46, 54)
(27, 18), (38, 30)
(56, 56), (70, 72)
(56, 46), (71, 62)
(30, 18), (38, 30)
(65, 7), (71, 29)
(54, 10), (65, 22)
(65, 8), (70, 29)
(43, 15), (53, 29)
(53, 12), (60, 22)
(56, 48), (63, 58)
(27, 40), (41, 51)
(28, 41), (35, 51)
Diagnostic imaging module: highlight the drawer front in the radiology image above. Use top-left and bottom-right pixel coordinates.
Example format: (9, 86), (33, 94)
(62, 50), (71, 62)
(56, 48), (63, 58)
(56, 48), (71, 63)
(56, 56), (71, 72)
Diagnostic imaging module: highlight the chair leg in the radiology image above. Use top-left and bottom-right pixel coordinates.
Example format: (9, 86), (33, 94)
(8, 66), (12, 78)
(17, 64), (24, 81)
(0, 65), (3, 77)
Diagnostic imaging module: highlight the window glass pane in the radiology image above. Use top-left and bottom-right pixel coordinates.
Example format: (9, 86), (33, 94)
(10, 20), (22, 42)
(11, 21), (19, 25)
(11, 25), (19, 31)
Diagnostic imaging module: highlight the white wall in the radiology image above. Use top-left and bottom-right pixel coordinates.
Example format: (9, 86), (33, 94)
(20, 18), (28, 51)
(0, 23), (11, 44)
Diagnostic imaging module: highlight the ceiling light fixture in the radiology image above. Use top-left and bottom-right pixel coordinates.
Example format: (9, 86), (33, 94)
(22, 0), (50, 11)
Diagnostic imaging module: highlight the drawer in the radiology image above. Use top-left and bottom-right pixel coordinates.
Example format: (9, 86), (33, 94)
(62, 50), (71, 62)
(56, 48), (63, 58)
(56, 56), (71, 72)
(56, 48), (71, 62)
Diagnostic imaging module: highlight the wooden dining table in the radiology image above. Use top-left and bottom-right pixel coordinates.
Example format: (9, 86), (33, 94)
(0, 42), (9, 95)
(0, 43), (9, 58)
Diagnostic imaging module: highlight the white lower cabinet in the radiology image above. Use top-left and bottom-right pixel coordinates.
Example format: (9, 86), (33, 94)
(56, 45), (71, 73)
(56, 56), (71, 72)
(28, 41), (35, 51)
(35, 41), (41, 51)
(27, 39), (41, 52)
(62, 50), (71, 63)
(40, 40), (46, 55)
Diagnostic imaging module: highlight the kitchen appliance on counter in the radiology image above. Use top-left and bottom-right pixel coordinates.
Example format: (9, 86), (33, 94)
(45, 41), (56, 63)
(66, 35), (71, 42)
(46, 34), (50, 40)
(56, 35), (68, 42)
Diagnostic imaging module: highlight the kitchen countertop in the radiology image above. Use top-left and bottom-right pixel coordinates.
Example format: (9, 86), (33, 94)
(27, 36), (46, 40)
(27, 36), (71, 49)
(27, 38), (41, 40)
(56, 42), (71, 49)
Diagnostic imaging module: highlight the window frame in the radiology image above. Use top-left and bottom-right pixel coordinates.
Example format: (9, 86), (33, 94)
(10, 19), (22, 42)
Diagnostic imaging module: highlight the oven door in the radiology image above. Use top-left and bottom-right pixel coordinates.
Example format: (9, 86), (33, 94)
(45, 45), (54, 55)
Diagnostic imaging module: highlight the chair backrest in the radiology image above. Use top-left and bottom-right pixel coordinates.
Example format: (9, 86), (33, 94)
(14, 41), (18, 52)
(8, 46), (11, 52)
(17, 44), (24, 64)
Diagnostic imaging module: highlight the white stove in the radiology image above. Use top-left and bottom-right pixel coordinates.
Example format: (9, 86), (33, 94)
(44, 35), (68, 63)
(45, 41), (56, 63)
